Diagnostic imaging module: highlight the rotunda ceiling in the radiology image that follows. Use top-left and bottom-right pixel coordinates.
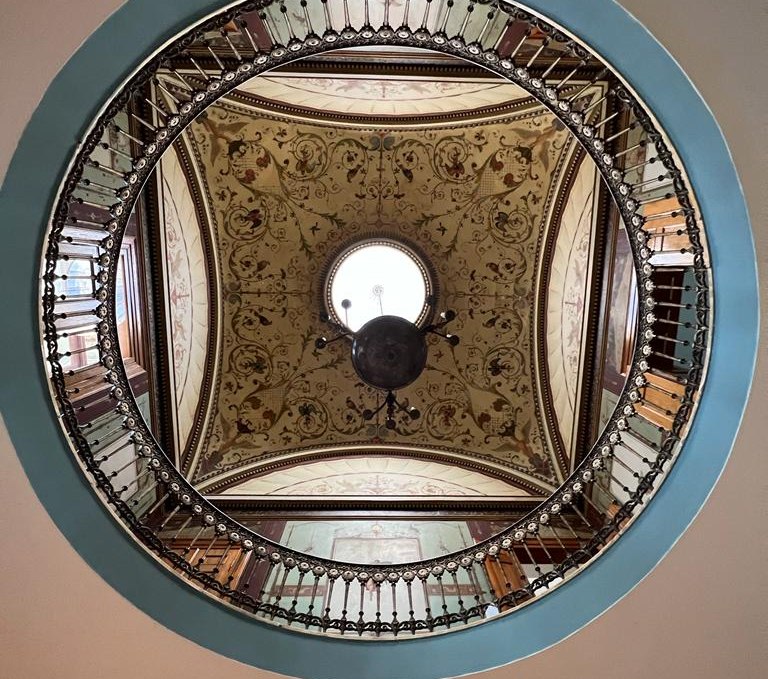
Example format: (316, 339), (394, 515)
(156, 68), (604, 496)
(38, 0), (713, 643)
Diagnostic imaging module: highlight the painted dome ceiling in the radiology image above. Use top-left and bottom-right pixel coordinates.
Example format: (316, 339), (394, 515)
(39, 0), (712, 642)
(151, 58), (605, 500)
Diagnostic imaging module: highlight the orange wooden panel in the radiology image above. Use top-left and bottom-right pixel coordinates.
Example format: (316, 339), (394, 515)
(642, 196), (691, 252)
(486, 551), (526, 606)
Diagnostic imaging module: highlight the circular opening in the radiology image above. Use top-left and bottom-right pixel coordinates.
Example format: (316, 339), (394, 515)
(36, 0), (717, 649)
(326, 239), (433, 332)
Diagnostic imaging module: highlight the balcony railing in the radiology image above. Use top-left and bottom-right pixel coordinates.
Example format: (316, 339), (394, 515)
(40, 0), (710, 638)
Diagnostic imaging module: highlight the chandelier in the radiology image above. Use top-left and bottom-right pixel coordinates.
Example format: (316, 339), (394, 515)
(316, 306), (459, 428)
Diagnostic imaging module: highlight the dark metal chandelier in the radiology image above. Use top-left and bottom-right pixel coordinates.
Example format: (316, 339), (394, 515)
(315, 306), (459, 428)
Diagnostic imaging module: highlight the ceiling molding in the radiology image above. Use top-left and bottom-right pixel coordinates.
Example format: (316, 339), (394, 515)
(196, 446), (555, 496)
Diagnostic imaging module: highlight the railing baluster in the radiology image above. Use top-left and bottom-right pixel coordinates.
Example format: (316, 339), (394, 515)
(305, 574), (320, 628)
(557, 512), (581, 540)
(289, 570), (306, 623)
(154, 79), (181, 106)
(188, 56), (210, 82)
(272, 562), (291, 611)
(390, 581), (398, 633)
(568, 68), (608, 101)
(554, 60), (585, 91)
(126, 478), (157, 507)
(157, 503), (180, 531)
(95, 439), (133, 465)
(238, 18), (259, 54)
(205, 42), (226, 74)
(593, 110), (619, 130)
(98, 141), (133, 161)
(112, 124), (144, 146)
(451, 570), (466, 618)
(506, 27), (530, 61)
(259, 9), (279, 45)
(131, 111), (158, 132)
(623, 155), (658, 173)
(420, 0), (433, 30)
(279, 2), (297, 42)
(540, 52), (564, 79)
(221, 28), (242, 61)
(614, 139), (647, 158)
(492, 15), (513, 50)
(86, 159), (127, 179)
(605, 124), (636, 144)
(406, 579), (416, 633)
(169, 68), (194, 91)
(526, 37), (549, 68)
(323, 576), (335, 630)
(439, 0), (453, 34)
(340, 578), (351, 633)
(457, 1), (475, 39)
(521, 540), (543, 582)
(196, 535), (219, 568)
(356, 580), (365, 633)
(319, 2), (338, 42)
(212, 542), (233, 578)
(184, 525), (208, 562)
(437, 575), (449, 627)
(140, 94), (168, 121)
(170, 515), (193, 542)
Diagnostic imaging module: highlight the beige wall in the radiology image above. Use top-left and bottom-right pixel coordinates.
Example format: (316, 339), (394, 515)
(0, 2), (765, 678)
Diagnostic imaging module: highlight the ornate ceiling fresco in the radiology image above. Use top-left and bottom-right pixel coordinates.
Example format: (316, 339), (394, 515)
(217, 457), (534, 497)
(169, 81), (603, 496)
(237, 72), (534, 118)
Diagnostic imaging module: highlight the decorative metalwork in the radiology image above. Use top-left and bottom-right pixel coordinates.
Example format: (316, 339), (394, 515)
(316, 308), (459, 427)
(40, 0), (711, 638)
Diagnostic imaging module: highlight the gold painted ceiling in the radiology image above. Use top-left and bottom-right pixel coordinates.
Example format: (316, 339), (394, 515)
(172, 79), (593, 495)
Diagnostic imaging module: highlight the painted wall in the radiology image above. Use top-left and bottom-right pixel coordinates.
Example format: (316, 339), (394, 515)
(0, 1), (765, 678)
(544, 155), (599, 453)
(158, 145), (211, 453)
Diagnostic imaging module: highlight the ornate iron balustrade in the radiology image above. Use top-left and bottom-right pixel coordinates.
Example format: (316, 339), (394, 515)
(40, 0), (710, 638)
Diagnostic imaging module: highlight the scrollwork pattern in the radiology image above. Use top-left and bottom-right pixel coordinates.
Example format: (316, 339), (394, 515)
(188, 97), (575, 485)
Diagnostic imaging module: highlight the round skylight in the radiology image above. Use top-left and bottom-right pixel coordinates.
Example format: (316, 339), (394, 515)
(326, 239), (432, 332)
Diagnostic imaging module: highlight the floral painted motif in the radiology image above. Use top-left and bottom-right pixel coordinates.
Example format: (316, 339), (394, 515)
(185, 99), (575, 487)
(159, 148), (210, 453)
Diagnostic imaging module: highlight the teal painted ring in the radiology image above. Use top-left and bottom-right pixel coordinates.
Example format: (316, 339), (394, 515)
(0, 1), (757, 678)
